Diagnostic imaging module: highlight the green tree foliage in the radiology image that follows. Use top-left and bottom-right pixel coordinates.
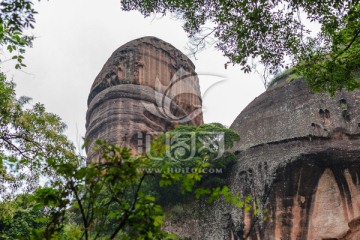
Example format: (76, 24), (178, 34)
(121, 0), (360, 94)
(0, 194), (48, 239)
(145, 123), (240, 206)
(31, 142), (174, 240)
(29, 124), (248, 239)
(0, 1), (82, 238)
(0, 73), (80, 201)
(296, 5), (360, 94)
(0, 0), (39, 68)
(0, 72), (83, 239)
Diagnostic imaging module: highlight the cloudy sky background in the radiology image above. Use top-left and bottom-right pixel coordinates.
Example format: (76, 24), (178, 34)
(3, 0), (265, 153)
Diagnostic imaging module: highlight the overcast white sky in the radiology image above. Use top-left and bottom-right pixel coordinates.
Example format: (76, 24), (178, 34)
(3, 0), (265, 153)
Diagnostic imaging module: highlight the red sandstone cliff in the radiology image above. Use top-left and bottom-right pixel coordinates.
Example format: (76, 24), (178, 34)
(225, 75), (360, 240)
(85, 37), (203, 162)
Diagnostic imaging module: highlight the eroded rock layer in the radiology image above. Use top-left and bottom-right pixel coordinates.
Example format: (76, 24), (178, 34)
(85, 37), (203, 162)
(223, 77), (360, 240)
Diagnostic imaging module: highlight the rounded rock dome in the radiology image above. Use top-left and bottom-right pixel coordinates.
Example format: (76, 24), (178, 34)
(231, 75), (360, 151)
(227, 75), (360, 239)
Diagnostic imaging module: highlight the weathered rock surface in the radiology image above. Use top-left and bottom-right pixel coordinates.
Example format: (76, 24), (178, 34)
(215, 76), (360, 240)
(85, 36), (203, 162)
(339, 217), (360, 240)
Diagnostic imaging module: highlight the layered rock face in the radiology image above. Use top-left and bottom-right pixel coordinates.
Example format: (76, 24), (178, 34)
(85, 37), (203, 162)
(220, 76), (360, 239)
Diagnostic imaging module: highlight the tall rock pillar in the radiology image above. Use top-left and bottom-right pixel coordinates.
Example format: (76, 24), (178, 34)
(85, 36), (203, 162)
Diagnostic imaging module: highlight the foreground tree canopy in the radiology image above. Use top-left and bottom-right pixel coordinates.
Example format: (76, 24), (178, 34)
(0, 0), (37, 68)
(2, 0), (360, 93)
(122, 0), (360, 94)
(0, 73), (79, 200)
